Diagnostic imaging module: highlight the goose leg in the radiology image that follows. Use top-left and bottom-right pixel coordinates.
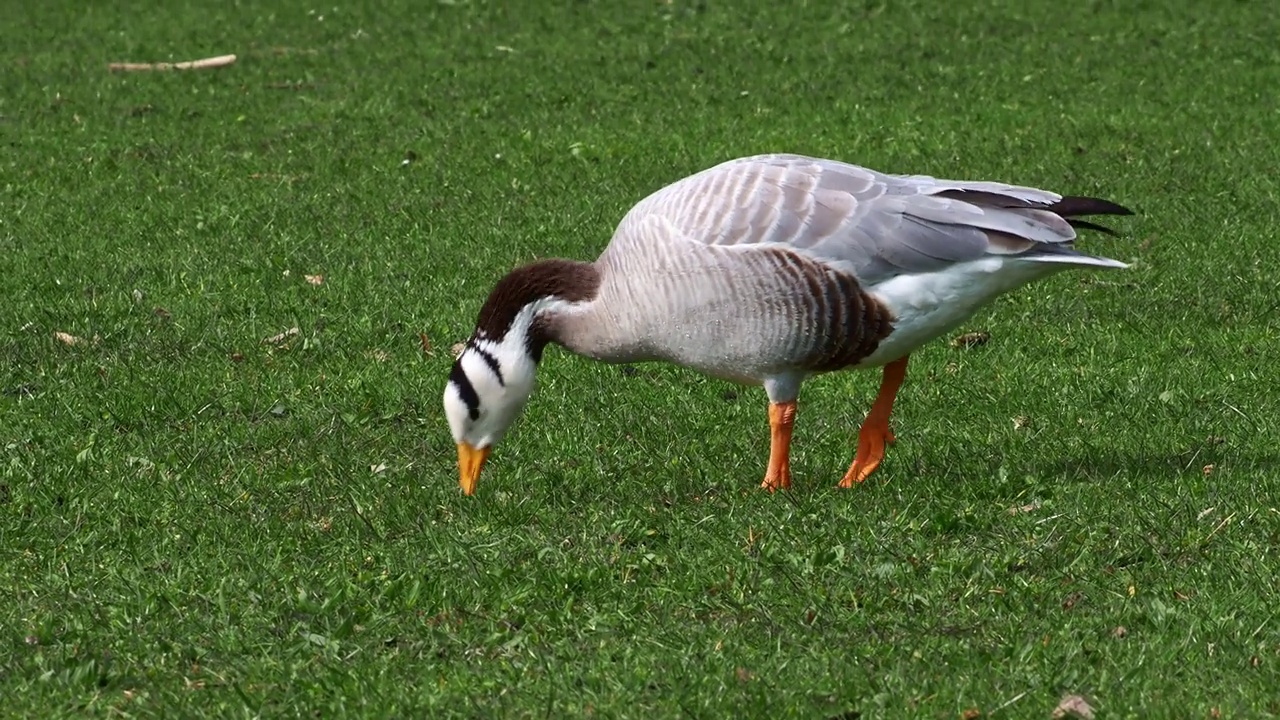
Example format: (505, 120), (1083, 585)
(761, 400), (797, 492)
(839, 356), (909, 488)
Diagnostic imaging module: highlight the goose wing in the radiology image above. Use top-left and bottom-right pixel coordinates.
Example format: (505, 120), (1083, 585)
(615, 153), (1131, 284)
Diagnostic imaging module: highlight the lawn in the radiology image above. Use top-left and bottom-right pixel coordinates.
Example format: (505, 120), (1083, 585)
(3, 0), (1279, 716)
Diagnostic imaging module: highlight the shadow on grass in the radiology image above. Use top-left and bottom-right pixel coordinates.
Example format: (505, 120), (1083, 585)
(1042, 448), (1280, 480)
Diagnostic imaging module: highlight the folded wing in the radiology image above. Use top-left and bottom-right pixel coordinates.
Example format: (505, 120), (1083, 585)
(620, 153), (1132, 285)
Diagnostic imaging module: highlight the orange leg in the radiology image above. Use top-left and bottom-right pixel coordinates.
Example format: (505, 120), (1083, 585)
(839, 356), (909, 488)
(761, 400), (797, 492)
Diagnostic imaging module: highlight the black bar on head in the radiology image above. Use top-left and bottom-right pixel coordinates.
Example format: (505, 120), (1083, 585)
(469, 344), (505, 386)
(449, 362), (481, 420)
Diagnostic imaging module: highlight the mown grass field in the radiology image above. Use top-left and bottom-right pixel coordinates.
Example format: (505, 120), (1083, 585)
(3, 0), (1279, 716)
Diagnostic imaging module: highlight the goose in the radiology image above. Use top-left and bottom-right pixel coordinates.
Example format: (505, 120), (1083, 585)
(443, 153), (1132, 496)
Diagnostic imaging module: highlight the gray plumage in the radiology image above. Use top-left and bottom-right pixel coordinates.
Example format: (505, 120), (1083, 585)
(542, 153), (1129, 400)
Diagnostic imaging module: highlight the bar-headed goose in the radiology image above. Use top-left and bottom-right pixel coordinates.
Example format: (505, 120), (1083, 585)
(444, 153), (1132, 495)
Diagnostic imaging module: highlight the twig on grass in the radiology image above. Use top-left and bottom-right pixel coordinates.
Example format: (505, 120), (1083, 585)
(109, 54), (237, 72)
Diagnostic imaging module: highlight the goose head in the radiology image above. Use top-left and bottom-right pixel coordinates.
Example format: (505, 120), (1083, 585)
(443, 259), (600, 495)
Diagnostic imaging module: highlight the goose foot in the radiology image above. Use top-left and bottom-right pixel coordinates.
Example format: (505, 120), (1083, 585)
(838, 355), (909, 488)
(761, 400), (796, 492)
(839, 418), (896, 487)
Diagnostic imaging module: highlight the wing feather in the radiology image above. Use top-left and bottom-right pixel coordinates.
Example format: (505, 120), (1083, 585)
(612, 153), (1129, 285)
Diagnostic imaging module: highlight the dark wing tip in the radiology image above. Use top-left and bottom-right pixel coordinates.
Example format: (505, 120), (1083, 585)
(1066, 218), (1121, 236)
(1051, 196), (1135, 218)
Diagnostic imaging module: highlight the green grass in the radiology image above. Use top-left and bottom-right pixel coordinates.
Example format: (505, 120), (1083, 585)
(3, 0), (1280, 716)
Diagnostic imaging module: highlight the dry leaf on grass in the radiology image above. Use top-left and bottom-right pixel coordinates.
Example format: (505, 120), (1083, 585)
(1007, 500), (1042, 515)
(960, 709), (982, 720)
(1052, 694), (1095, 720)
(53, 331), (98, 347)
(419, 332), (433, 356)
(304, 274), (324, 286)
(53, 331), (84, 346)
(951, 330), (990, 349)
(262, 327), (300, 345)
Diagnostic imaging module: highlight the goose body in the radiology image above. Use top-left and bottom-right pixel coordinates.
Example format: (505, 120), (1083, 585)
(445, 153), (1132, 494)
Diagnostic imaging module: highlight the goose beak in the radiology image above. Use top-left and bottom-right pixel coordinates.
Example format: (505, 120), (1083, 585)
(457, 443), (491, 496)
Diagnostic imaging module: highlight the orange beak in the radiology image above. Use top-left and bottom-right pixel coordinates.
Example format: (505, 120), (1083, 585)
(457, 443), (491, 496)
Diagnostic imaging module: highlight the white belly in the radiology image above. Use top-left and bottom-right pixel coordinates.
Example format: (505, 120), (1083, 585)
(856, 258), (1059, 368)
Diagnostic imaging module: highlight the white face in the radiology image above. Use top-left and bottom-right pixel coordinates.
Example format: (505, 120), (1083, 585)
(443, 335), (539, 450)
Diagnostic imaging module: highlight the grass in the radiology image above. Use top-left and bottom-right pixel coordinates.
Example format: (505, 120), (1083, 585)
(3, 0), (1279, 716)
